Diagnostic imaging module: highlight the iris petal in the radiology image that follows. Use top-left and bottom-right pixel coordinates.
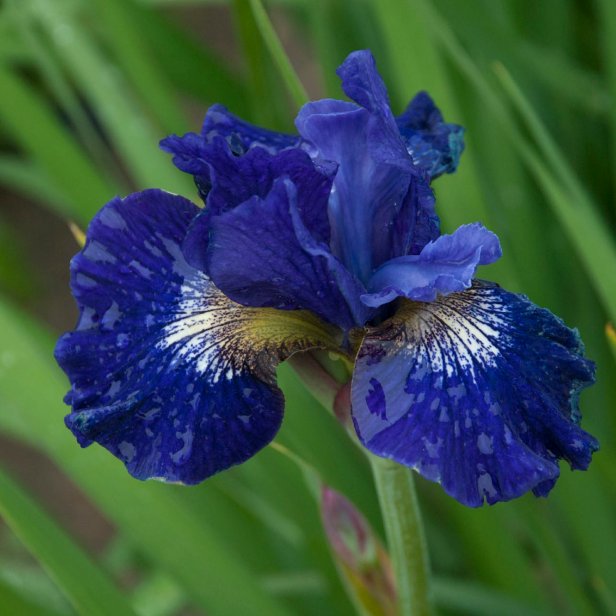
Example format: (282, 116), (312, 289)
(396, 92), (465, 178)
(160, 104), (299, 202)
(351, 280), (597, 506)
(363, 223), (501, 307)
(55, 189), (338, 483)
(201, 104), (299, 153)
(181, 143), (335, 271)
(206, 178), (371, 331)
(296, 51), (425, 283)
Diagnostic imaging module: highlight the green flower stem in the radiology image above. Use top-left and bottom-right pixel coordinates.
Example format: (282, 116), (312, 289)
(289, 355), (432, 615)
(370, 456), (432, 616)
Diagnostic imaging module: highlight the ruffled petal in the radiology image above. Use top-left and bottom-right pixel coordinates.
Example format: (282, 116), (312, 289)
(181, 143), (335, 271)
(296, 51), (432, 283)
(351, 280), (598, 506)
(201, 104), (299, 154)
(396, 92), (465, 178)
(55, 189), (338, 484)
(160, 104), (299, 202)
(363, 223), (502, 307)
(206, 178), (371, 331)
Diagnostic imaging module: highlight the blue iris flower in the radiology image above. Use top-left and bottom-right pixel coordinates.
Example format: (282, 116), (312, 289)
(55, 50), (598, 507)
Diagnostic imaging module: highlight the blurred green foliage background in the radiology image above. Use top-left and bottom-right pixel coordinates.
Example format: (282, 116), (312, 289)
(0, 0), (614, 614)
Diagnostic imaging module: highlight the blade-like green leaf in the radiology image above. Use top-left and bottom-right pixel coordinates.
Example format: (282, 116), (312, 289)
(0, 576), (61, 616)
(421, 4), (616, 325)
(6, 0), (124, 179)
(492, 64), (616, 324)
(133, 1), (249, 115)
(87, 0), (189, 135)
(596, 0), (616, 208)
(0, 467), (137, 616)
(29, 0), (192, 195)
(0, 157), (70, 215)
(246, 0), (309, 106)
(432, 577), (546, 616)
(0, 66), (116, 222)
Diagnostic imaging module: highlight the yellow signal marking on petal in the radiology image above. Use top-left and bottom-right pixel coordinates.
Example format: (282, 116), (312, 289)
(247, 306), (342, 355)
(159, 277), (342, 386)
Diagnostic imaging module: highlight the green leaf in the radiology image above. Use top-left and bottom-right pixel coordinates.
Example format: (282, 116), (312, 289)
(0, 66), (116, 222)
(0, 467), (137, 616)
(420, 3), (616, 325)
(87, 0), (189, 135)
(246, 0), (309, 107)
(432, 577), (546, 616)
(492, 64), (616, 324)
(596, 0), (616, 207)
(0, 561), (71, 616)
(0, 157), (70, 215)
(5, 0), (124, 178)
(0, 576), (61, 616)
(29, 0), (193, 195)
(134, 2), (249, 115)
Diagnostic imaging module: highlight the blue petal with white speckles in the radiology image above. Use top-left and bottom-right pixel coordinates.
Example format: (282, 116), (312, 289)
(55, 189), (335, 483)
(351, 280), (598, 506)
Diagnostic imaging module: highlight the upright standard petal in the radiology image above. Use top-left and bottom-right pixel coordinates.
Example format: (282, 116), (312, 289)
(396, 92), (464, 179)
(205, 178), (371, 331)
(352, 281), (598, 506)
(55, 189), (339, 484)
(296, 51), (433, 283)
(363, 223), (502, 307)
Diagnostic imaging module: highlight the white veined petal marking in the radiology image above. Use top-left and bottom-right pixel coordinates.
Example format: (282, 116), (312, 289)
(158, 272), (341, 385)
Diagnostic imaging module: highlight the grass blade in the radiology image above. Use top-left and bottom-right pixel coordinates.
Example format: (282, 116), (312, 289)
(30, 0), (193, 195)
(492, 63), (616, 323)
(370, 0), (519, 291)
(247, 0), (309, 107)
(0, 66), (116, 222)
(0, 157), (70, 215)
(88, 0), (189, 135)
(0, 467), (137, 616)
(432, 577), (546, 616)
(134, 2), (249, 115)
(596, 0), (616, 207)
(418, 3), (616, 324)
(0, 576), (61, 616)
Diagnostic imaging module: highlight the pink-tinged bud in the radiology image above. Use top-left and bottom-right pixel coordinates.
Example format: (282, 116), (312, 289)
(321, 486), (397, 616)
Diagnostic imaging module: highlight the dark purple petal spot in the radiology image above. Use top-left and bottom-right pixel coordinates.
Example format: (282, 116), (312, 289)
(366, 378), (387, 420)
